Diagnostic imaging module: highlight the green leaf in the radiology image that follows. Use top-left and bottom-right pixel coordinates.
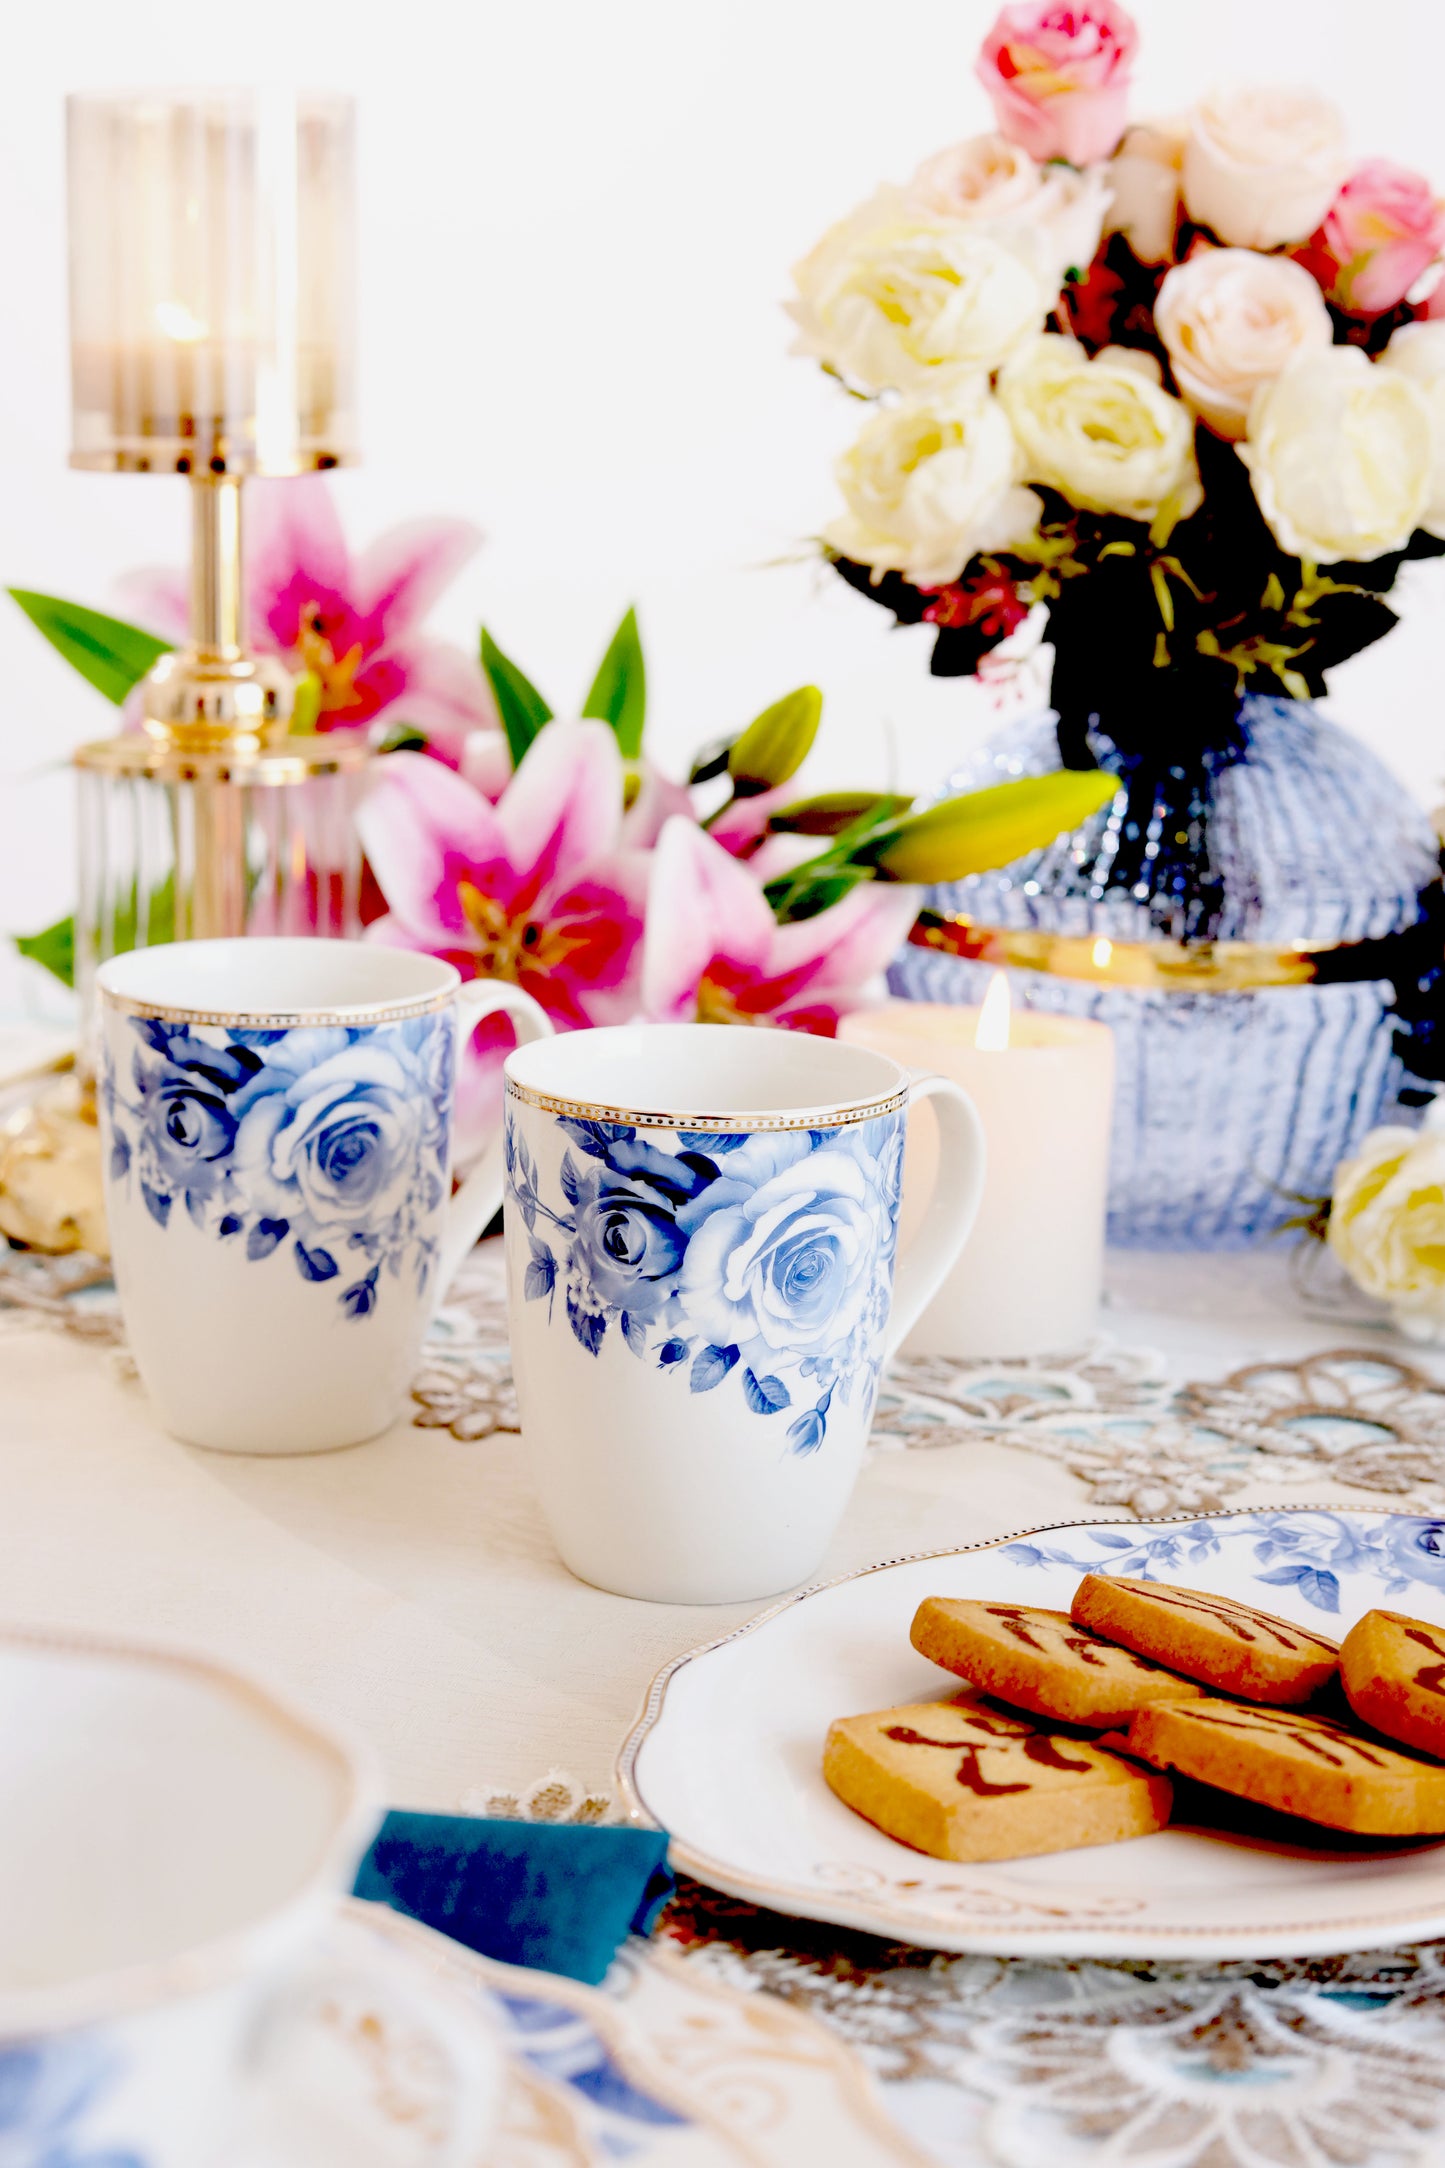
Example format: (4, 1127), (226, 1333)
(762, 867), (867, 923)
(860, 770), (1120, 885)
(481, 628), (553, 768)
(14, 915), (75, 989)
(8, 590), (170, 705)
(769, 790), (913, 837)
(582, 607), (646, 759)
(728, 685), (822, 795)
(14, 875), (181, 992)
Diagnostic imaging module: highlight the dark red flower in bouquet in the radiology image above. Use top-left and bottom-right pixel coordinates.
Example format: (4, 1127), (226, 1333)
(1058, 256), (1128, 351)
(920, 571), (1028, 641)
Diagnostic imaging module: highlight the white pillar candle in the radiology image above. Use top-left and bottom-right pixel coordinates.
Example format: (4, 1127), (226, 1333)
(840, 983), (1115, 1359)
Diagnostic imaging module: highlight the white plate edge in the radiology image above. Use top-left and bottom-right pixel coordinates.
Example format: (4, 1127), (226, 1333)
(614, 1502), (1445, 1959)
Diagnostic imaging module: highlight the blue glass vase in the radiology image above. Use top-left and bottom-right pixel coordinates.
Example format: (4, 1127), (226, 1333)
(888, 696), (1442, 1248)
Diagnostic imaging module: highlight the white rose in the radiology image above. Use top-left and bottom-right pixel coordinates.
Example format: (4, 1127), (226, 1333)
(906, 132), (1111, 294)
(824, 388), (1041, 587)
(1155, 249), (1334, 440)
(1379, 320), (1445, 537)
(1105, 118), (1188, 267)
(1182, 86), (1350, 251)
(998, 333), (1202, 525)
(1239, 346), (1432, 563)
(1330, 1114), (1445, 1337)
(789, 187), (1050, 395)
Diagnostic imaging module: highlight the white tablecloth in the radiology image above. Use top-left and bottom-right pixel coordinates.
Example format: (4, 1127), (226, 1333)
(3, 1243), (1434, 1812)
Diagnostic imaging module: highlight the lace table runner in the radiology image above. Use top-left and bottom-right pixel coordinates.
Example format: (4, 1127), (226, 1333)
(13, 1240), (1445, 1520)
(11, 1239), (1445, 2164)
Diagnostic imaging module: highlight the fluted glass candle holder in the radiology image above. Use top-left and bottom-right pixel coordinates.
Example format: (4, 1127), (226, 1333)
(62, 90), (369, 1206)
(67, 88), (356, 475)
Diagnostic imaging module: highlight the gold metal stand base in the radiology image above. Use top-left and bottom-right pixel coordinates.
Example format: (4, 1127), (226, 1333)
(0, 1080), (108, 1257)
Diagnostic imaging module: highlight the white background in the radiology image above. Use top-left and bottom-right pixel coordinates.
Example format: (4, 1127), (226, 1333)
(3, 0), (1444, 1016)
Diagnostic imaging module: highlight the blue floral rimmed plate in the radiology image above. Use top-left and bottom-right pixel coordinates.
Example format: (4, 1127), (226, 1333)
(618, 1508), (1445, 1960)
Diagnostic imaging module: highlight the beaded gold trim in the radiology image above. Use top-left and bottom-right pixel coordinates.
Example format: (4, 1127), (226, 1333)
(504, 1077), (909, 1132)
(100, 986), (454, 1029)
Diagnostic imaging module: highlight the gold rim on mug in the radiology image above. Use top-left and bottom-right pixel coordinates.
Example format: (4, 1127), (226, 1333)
(503, 1077), (911, 1133)
(98, 985), (457, 1030)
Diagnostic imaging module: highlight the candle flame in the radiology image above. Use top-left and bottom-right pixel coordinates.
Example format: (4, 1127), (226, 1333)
(975, 970), (1011, 1052)
(1091, 937), (1113, 970)
(155, 301), (207, 343)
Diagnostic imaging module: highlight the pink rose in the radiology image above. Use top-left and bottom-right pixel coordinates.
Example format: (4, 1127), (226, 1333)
(1307, 160), (1445, 318)
(976, 2), (1139, 169)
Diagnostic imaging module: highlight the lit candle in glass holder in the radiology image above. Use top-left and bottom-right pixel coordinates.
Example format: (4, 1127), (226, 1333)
(67, 88), (356, 474)
(841, 981), (1115, 1358)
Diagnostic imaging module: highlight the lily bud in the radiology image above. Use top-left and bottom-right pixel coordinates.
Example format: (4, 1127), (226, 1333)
(862, 769), (1119, 883)
(770, 790), (913, 836)
(729, 685), (823, 796)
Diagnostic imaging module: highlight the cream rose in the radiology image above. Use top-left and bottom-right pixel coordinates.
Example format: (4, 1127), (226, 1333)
(1155, 249), (1334, 440)
(906, 132), (1111, 294)
(1239, 347), (1432, 562)
(789, 188), (1050, 395)
(998, 333), (1202, 525)
(1330, 1112), (1445, 1340)
(1182, 86), (1350, 250)
(824, 389), (1041, 587)
(1105, 117), (1188, 266)
(1379, 320), (1445, 536)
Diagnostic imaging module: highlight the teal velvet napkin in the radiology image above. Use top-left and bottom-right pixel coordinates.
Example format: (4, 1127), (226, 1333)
(353, 1812), (673, 1986)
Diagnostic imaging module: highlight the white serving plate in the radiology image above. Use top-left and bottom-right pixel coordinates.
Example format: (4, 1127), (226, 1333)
(619, 1508), (1445, 1960)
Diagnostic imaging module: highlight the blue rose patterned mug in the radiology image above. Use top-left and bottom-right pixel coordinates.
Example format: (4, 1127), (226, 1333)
(96, 939), (551, 1454)
(503, 1023), (986, 1602)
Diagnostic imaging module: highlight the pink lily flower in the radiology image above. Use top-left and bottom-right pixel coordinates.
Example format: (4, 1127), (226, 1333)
(642, 817), (917, 1033)
(357, 724), (648, 1152)
(459, 730), (695, 848)
(116, 475), (495, 761)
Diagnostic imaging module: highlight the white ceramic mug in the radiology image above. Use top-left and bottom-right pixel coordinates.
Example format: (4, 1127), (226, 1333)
(502, 1023), (986, 1603)
(0, 1624), (498, 2166)
(96, 938), (552, 1454)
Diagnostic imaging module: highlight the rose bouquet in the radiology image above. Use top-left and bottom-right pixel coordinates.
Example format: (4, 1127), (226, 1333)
(798, 0), (1445, 774)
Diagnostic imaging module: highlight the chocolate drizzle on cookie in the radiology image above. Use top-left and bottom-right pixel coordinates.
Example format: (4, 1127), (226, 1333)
(1100, 1583), (1339, 1654)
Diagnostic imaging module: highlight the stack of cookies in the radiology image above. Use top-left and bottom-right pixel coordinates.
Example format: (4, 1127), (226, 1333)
(823, 1578), (1445, 1863)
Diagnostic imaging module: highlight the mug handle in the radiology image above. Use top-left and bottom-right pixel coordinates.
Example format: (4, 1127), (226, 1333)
(884, 1073), (987, 1359)
(438, 982), (554, 1293)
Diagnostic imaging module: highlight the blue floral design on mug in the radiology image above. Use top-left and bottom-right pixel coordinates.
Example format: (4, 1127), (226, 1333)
(102, 1014), (452, 1320)
(0, 2032), (144, 2165)
(504, 1108), (903, 1451)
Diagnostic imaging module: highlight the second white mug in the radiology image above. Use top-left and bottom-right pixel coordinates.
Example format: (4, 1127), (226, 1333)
(502, 1022), (986, 1603)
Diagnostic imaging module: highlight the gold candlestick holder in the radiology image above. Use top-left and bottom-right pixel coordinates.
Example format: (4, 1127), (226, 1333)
(1, 90), (367, 1254)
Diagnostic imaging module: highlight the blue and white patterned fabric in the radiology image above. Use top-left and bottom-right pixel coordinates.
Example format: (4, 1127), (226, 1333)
(890, 697), (1442, 1248)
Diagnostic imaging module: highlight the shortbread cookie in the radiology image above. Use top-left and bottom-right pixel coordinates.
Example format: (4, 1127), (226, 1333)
(911, 1597), (1208, 1727)
(1072, 1575), (1339, 1705)
(1341, 1609), (1445, 1760)
(823, 1694), (1172, 1862)
(1124, 1696), (1445, 1836)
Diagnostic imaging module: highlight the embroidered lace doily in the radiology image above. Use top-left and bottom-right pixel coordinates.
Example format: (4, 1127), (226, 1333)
(458, 1780), (1445, 2167)
(656, 1881), (1445, 2168)
(12, 1241), (1445, 1519)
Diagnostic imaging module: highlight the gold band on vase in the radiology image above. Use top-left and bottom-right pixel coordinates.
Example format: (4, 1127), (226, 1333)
(908, 912), (1388, 994)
